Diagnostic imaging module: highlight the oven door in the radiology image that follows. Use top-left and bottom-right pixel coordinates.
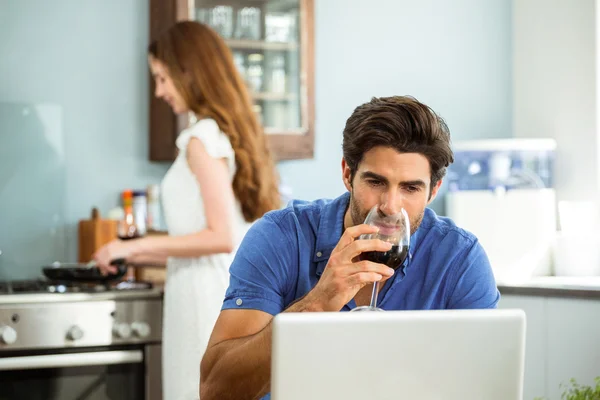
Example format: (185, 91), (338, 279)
(0, 345), (155, 400)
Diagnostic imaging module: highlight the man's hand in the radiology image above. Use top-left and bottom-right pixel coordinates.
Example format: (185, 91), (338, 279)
(303, 224), (395, 311)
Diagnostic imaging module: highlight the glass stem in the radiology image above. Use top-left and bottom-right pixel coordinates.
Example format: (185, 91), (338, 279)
(369, 281), (380, 309)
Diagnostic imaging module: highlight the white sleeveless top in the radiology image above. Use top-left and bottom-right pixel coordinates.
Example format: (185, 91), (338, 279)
(160, 118), (251, 400)
(162, 118), (249, 244)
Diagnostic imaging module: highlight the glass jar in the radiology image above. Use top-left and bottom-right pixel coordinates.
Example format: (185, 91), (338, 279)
(232, 52), (246, 81)
(269, 55), (286, 93)
(235, 7), (261, 40)
(252, 104), (263, 126)
(246, 53), (264, 93)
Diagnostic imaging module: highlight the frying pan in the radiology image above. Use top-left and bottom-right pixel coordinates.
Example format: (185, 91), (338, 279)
(42, 258), (127, 282)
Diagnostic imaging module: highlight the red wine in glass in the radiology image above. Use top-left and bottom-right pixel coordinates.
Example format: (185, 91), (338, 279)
(351, 206), (410, 312)
(360, 245), (409, 271)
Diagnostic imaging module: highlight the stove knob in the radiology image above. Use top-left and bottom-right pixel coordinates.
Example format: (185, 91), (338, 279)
(113, 323), (132, 339)
(131, 322), (151, 338)
(0, 326), (17, 345)
(67, 325), (84, 341)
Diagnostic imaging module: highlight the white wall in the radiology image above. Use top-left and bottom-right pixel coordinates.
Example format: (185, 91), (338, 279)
(513, 0), (599, 204)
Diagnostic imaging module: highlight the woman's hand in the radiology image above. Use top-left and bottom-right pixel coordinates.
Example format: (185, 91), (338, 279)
(93, 239), (137, 275)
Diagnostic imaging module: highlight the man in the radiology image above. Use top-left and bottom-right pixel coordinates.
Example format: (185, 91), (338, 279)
(199, 96), (499, 400)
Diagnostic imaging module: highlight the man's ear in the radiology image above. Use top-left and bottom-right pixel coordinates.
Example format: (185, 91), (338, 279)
(427, 179), (443, 205)
(342, 158), (352, 191)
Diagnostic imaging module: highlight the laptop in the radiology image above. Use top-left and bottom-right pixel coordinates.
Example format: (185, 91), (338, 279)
(271, 309), (526, 400)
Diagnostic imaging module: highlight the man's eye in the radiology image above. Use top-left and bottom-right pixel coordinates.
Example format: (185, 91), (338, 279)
(405, 186), (419, 193)
(367, 180), (383, 187)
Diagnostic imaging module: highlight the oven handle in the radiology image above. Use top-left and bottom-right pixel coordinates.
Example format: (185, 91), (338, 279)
(0, 350), (143, 371)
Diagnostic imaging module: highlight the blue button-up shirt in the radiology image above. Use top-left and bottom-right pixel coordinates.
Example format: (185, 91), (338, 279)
(222, 192), (499, 399)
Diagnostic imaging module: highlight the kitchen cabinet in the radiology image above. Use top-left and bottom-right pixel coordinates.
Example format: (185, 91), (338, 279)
(498, 295), (547, 400)
(546, 298), (600, 399)
(149, 0), (315, 161)
(499, 294), (600, 400)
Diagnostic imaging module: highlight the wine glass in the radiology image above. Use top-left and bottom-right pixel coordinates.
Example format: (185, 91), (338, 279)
(350, 205), (410, 312)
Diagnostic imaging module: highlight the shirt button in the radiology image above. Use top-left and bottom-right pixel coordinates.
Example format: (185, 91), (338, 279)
(236, 298), (243, 306)
(316, 251), (323, 257)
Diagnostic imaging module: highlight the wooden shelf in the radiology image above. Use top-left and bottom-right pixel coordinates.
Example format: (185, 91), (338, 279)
(226, 39), (298, 51)
(252, 92), (297, 101)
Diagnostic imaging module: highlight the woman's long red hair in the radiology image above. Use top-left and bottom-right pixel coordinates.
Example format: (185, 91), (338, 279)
(149, 21), (280, 222)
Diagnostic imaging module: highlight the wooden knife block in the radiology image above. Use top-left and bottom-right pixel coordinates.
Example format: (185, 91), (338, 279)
(78, 208), (118, 263)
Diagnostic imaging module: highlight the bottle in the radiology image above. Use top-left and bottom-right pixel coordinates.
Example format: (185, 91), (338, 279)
(119, 190), (143, 281)
(146, 184), (163, 232)
(132, 190), (148, 236)
(247, 53), (264, 92)
(118, 190), (139, 240)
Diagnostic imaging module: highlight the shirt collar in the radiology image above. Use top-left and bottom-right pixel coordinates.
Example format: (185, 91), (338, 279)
(313, 192), (350, 270)
(408, 208), (434, 257)
(395, 208), (435, 277)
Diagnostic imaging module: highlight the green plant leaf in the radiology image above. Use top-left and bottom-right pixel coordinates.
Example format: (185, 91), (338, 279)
(538, 377), (600, 400)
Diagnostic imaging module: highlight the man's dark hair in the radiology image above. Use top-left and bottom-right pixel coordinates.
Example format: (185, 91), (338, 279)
(342, 95), (454, 194)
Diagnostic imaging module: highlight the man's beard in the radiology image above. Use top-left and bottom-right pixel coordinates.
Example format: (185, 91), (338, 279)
(349, 191), (424, 236)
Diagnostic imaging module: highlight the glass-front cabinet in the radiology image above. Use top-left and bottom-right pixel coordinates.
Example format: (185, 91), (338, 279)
(149, 0), (315, 161)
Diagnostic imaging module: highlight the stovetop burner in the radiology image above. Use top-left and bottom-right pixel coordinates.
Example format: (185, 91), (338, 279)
(0, 279), (153, 295)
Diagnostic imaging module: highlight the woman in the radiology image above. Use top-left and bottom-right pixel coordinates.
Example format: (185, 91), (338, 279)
(93, 21), (280, 400)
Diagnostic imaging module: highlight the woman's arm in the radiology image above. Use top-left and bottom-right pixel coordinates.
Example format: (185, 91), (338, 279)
(124, 250), (168, 267)
(94, 136), (236, 271)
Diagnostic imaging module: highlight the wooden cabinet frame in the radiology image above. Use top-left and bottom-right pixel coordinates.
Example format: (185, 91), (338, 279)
(148, 0), (315, 161)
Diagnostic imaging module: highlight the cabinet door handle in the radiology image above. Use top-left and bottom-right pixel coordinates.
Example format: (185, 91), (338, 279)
(0, 350), (143, 370)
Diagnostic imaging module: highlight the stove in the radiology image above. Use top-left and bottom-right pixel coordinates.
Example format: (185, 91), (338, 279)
(0, 278), (154, 295)
(0, 278), (161, 304)
(0, 279), (163, 400)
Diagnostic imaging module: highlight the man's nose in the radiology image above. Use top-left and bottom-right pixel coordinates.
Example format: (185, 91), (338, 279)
(380, 190), (404, 216)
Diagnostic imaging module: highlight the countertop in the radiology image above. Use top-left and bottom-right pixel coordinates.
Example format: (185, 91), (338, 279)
(497, 277), (600, 298)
